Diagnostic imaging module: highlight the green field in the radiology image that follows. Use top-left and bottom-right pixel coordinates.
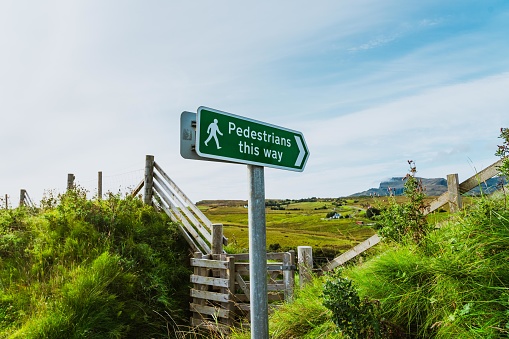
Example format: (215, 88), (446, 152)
(199, 198), (377, 257)
(198, 196), (456, 258)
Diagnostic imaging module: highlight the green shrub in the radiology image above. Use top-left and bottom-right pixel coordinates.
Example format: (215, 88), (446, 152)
(0, 190), (192, 338)
(378, 161), (431, 245)
(323, 270), (381, 339)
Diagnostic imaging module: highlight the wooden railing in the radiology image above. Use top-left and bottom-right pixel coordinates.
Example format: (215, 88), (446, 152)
(134, 155), (227, 255)
(322, 159), (505, 272)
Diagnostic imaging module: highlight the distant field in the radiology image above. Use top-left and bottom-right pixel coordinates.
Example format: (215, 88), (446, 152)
(198, 196), (460, 258)
(199, 198), (376, 257)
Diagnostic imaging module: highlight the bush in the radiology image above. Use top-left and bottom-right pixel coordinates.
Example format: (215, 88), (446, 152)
(378, 161), (430, 245)
(323, 270), (381, 338)
(0, 190), (192, 338)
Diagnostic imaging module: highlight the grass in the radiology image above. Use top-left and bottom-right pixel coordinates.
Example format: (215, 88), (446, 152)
(343, 195), (509, 338)
(228, 191), (508, 338)
(231, 276), (343, 339)
(0, 189), (192, 338)
(200, 198), (377, 257)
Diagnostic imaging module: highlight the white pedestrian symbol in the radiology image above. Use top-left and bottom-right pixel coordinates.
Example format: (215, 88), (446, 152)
(204, 118), (223, 149)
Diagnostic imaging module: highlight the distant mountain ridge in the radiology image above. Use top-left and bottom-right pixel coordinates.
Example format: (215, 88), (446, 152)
(350, 176), (504, 197)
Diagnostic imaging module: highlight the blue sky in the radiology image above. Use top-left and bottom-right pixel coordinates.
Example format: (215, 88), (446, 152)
(1, 1), (508, 205)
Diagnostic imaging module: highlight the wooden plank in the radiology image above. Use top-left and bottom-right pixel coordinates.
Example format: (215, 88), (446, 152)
(154, 198), (200, 253)
(266, 253), (285, 260)
(190, 289), (229, 303)
(154, 183), (211, 253)
(191, 258), (229, 269)
(190, 303), (229, 319)
(267, 284), (286, 291)
(235, 265), (249, 275)
(229, 252), (285, 261)
(427, 192), (450, 214)
(230, 253), (250, 261)
(322, 234), (381, 271)
(178, 224), (200, 253)
(234, 294), (283, 303)
(241, 282), (286, 292)
(131, 179), (144, 197)
(459, 159), (503, 193)
(234, 262), (289, 272)
(235, 273), (250, 301)
(154, 172), (213, 244)
(190, 274), (230, 288)
(154, 162), (214, 229)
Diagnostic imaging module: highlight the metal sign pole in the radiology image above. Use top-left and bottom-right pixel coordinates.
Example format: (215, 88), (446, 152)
(248, 165), (269, 339)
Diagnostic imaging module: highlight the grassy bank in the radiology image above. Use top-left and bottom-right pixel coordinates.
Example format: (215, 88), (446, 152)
(232, 192), (509, 338)
(0, 189), (191, 338)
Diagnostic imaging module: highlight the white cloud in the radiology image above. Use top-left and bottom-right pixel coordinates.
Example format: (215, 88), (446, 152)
(0, 1), (508, 205)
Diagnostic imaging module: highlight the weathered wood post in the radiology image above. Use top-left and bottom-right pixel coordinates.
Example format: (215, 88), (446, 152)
(220, 253), (236, 327)
(211, 223), (224, 258)
(19, 189), (26, 207)
(143, 155), (155, 205)
(447, 173), (462, 213)
(67, 174), (75, 190)
(283, 251), (295, 301)
(98, 171), (103, 200)
(191, 251), (206, 326)
(4, 194), (7, 209)
(298, 246), (313, 288)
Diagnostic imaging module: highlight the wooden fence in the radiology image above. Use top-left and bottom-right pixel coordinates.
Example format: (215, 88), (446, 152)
(134, 155), (227, 255)
(135, 155), (298, 332)
(190, 251), (295, 332)
(322, 159), (505, 271)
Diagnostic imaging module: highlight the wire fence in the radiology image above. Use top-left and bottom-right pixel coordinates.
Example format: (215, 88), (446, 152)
(2, 168), (145, 209)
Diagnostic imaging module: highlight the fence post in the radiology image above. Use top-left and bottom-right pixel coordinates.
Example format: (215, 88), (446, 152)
(19, 189), (26, 207)
(67, 174), (75, 190)
(4, 194), (7, 209)
(298, 246), (313, 288)
(283, 251), (295, 301)
(220, 254), (236, 327)
(191, 251), (205, 326)
(98, 171), (103, 200)
(212, 223), (224, 258)
(447, 173), (462, 213)
(144, 155), (155, 205)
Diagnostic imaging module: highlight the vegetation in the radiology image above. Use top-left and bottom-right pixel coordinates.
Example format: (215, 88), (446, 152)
(377, 160), (431, 245)
(235, 129), (509, 338)
(2, 130), (508, 338)
(345, 195), (509, 338)
(231, 277), (341, 339)
(200, 199), (377, 259)
(0, 189), (191, 338)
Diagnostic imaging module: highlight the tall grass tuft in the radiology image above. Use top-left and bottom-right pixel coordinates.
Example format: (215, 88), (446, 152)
(231, 276), (343, 339)
(345, 195), (509, 338)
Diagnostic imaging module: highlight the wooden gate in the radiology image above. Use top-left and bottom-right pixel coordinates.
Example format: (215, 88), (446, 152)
(190, 251), (296, 332)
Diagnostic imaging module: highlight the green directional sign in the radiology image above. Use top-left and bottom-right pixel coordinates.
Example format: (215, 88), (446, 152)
(196, 106), (309, 171)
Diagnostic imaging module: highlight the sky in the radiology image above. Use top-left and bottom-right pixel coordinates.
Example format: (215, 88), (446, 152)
(1, 0), (508, 206)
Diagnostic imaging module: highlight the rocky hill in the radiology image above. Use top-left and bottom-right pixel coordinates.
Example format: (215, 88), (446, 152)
(350, 176), (504, 197)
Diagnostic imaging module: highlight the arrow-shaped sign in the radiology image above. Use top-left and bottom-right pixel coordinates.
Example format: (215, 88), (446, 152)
(195, 107), (309, 172)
